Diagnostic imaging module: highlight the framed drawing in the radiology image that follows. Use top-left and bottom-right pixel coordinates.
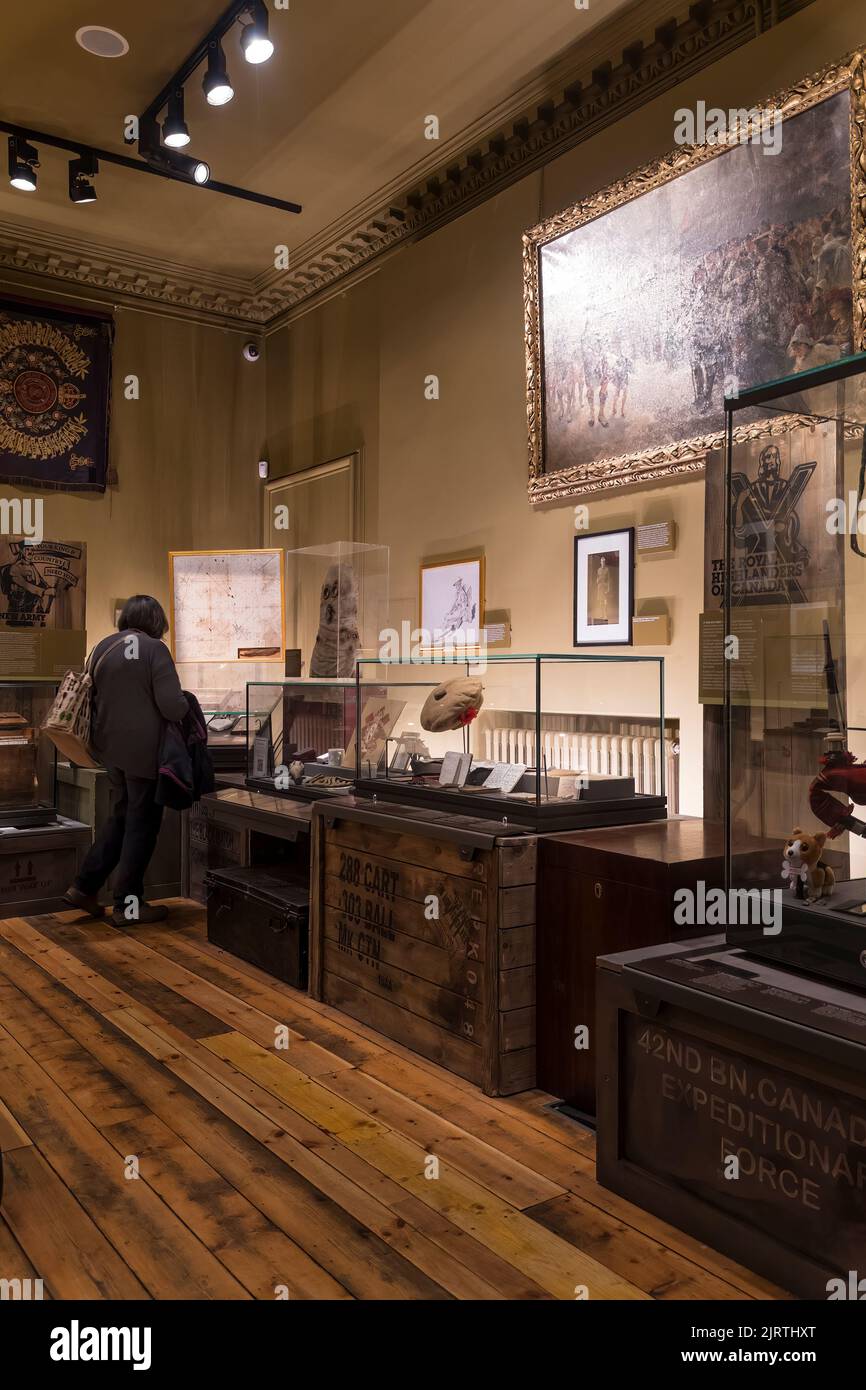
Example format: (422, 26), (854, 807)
(419, 553), (485, 650)
(169, 549), (285, 663)
(525, 51), (866, 503)
(574, 528), (634, 646)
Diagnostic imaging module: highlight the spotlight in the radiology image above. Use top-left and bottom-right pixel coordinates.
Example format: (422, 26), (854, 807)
(8, 136), (38, 192)
(203, 40), (234, 106)
(155, 149), (211, 186)
(69, 153), (98, 203)
(163, 89), (190, 148)
(241, 0), (274, 64)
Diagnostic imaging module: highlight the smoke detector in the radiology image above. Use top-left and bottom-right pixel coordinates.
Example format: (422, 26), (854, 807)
(75, 26), (130, 58)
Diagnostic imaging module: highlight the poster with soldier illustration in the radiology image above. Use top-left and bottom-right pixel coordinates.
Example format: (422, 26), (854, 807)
(536, 89), (853, 485)
(0, 540), (86, 629)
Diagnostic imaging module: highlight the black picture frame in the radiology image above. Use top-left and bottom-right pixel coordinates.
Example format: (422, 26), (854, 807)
(573, 526), (634, 646)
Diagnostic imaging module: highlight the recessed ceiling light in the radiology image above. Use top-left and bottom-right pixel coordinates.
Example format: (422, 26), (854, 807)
(75, 26), (130, 59)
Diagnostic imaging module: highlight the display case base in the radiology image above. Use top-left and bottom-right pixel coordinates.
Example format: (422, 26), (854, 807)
(309, 796), (537, 1095)
(729, 877), (866, 991)
(597, 933), (866, 1298)
(353, 777), (666, 832)
(537, 817), (728, 1115)
(245, 774), (353, 802)
(0, 806), (59, 830)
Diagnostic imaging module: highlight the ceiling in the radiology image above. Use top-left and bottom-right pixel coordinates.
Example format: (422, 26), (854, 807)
(0, 0), (633, 286)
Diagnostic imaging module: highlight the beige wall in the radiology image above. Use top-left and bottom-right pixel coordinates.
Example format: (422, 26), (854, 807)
(0, 285), (265, 644)
(265, 0), (866, 816)
(2, 0), (862, 815)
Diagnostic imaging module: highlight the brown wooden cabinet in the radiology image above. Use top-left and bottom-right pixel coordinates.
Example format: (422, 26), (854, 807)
(536, 817), (726, 1116)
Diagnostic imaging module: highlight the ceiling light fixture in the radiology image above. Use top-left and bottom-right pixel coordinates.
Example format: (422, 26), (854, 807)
(74, 26), (129, 58)
(157, 148), (211, 185)
(69, 153), (98, 203)
(241, 0), (274, 65)
(0, 117), (300, 214)
(203, 40), (234, 106)
(162, 89), (190, 148)
(7, 135), (38, 191)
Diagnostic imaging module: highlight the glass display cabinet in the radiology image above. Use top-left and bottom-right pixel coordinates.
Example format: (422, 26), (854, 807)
(352, 654), (667, 830)
(0, 679), (58, 827)
(285, 541), (390, 677)
(177, 660), (282, 771)
(245, 679), (365, 799)
(723, 350), (866, 987)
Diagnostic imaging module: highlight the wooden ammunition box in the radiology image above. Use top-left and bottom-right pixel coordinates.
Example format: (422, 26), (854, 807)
(310, 797), (537, 1095)
(597, 934), (866, 1298)
(0, 816), (90, 914)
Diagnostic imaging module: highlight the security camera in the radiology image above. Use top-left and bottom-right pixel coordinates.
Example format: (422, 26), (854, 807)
(243, 342), (261, 363)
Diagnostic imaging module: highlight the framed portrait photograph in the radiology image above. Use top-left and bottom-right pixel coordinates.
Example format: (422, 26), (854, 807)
(419, 553), (485, 650)
(574, 528), (634, 646)
(524, 52), (865, 503)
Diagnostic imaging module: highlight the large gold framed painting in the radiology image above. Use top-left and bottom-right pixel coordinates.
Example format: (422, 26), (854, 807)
(524, 52), (866, 503)
(0, 299), (113, 491)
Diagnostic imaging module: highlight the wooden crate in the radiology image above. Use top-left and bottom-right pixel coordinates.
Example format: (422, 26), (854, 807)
(0, 817), (90, 915)
(597, 934), (866, 1298)
(310, 798), (537, 1096)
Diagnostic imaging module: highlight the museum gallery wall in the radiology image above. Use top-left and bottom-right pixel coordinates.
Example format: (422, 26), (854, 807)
(0, 284), (264, 643)
(1, 0), (862, 825)
(264, 3), (865, 819)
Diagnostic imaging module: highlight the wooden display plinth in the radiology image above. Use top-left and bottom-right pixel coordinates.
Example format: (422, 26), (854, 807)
(537, 817), (728, 1115)
(310, 797), (537, 1096)
(0, 815), (90, 914)
(193, 788), (312, 881)
(180, 774), (247, 903)
(597, 934), (866, 1298)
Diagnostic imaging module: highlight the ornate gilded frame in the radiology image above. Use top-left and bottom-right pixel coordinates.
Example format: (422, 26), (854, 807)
(524, 49), (866, 504)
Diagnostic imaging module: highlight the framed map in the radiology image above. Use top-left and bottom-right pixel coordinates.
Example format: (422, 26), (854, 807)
(169, 549), (285, 663)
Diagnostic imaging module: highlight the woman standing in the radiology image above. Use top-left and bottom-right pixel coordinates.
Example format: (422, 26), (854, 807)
(64, 595), (188, 927)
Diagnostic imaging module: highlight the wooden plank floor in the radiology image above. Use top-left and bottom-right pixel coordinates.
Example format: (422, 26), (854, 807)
(0, 899), (789, 1301)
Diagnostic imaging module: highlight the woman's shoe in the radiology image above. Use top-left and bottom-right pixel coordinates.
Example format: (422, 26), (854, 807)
(111, 903), (169, 928)
(63, 886), (106, 918)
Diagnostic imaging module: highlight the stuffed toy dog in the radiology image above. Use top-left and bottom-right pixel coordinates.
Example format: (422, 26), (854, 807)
(781, 827), (836, 903)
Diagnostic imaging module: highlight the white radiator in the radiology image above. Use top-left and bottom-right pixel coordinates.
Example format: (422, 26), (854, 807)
(483, 726), (678, 811)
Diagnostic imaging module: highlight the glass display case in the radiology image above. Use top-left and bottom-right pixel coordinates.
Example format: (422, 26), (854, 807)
(245, 679), (363, 799)
(723, 350), (866, 986)
(0, 679), (58, 827)
(352, 654), (668, 830)
(178, 660), (283, 771)
(285, 541), (390, 677)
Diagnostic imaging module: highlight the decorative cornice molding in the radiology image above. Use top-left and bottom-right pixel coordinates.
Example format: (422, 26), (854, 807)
(0, 0), (816, 329)
(0, 215), (265, 327)
(257, 0), (817, 327)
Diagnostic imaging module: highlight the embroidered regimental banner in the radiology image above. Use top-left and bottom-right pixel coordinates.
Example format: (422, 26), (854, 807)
(0, 299), (112, 491)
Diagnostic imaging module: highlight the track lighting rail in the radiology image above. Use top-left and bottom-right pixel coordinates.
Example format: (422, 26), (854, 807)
(0, 119), (301, 214)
